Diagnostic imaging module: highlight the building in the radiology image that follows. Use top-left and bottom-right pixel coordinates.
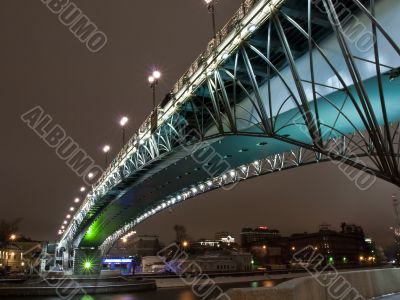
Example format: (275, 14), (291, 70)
(241, 227), (289, 266)
(0, 243), (25, 273)
(141, 256), (166, 273)
(194, 233), (236, 250)
(166, 251), (252, 274)
(132, 235), (161, 256)
(108, 235), (161, 257)
(101, 257), (137, 275)
(241, 226), (281, 248)
(290, 223), (371, 265)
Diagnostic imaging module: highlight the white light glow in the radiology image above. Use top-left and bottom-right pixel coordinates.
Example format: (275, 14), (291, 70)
(153, 70), (161, 79)
(120, 116), (129, 127)
(103, 145), (111, 153)
(80, 187), (86, 192)
(248, 24), (257, 32)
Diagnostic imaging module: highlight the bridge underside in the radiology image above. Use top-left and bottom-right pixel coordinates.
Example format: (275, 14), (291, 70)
(60, 0), (400, 270)
(82, 73), (400, 251)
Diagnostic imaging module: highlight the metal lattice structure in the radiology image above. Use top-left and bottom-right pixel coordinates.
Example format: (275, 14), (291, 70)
(59, 0), (400, 262)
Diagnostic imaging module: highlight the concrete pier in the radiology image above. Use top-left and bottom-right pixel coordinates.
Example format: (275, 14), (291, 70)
(226, 268), (400, 300)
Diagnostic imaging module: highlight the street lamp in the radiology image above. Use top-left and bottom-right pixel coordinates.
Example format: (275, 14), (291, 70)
(80, 186), (86, 192)
(103, 145), (111, 168)
(205, 0), (217, 39)
(148, 70), (161, 110)
(119, 116), (129, 146)
(10, 234), (16, 241)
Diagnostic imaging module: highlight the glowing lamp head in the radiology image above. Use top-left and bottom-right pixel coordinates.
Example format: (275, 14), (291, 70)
(70, 207), (75, 212)
(88, 173), (94, 179)
(103, 145), (111, 153)
(80, 187), (86, 192)
(153, 70), (161, 79)
(66, 214), (71, 219)
(74, 198), (80, 203)
(148, 76), (155, 84)
(10, 234), (16, 241)
(120, 116), (129, 127)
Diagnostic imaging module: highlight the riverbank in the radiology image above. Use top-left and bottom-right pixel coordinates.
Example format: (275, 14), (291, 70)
(156, 272), (306, 289)
(0, 277), (156, 297)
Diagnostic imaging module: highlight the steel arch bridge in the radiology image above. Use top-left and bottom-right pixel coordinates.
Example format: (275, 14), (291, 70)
(59, 0), (400, 274)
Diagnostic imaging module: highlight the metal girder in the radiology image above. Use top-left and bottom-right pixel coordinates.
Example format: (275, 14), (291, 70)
(99, 122), (400, 255)
(61, 0), (400, 253)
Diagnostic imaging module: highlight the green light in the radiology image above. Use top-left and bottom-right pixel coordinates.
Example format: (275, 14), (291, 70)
(343, 257), (347, 263)
(84, 261), (92, 270)
(328, 257), (334, 264)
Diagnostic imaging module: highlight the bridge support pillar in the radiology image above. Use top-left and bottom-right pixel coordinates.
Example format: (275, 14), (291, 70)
(72, 248), (102, 276)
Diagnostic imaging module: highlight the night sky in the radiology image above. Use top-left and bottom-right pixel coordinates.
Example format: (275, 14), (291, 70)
(0, 0), (398, 247)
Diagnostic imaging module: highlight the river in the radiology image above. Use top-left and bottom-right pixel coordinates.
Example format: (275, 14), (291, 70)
(9, 279), (284, 300)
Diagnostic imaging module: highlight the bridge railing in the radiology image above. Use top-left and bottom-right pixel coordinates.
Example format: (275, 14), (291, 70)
(92, 0), (262, 189)
(173, 0), (257, 95)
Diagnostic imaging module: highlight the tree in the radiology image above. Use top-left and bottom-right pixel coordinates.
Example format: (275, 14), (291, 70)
(174, 225), (188, 243)
(0, 218), (21, 243)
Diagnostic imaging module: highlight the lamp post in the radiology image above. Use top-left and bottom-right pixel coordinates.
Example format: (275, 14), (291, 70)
(103, 145), (111, 168)
(148, 70), (161, 110)
(205, 0), (217, 39)
(120, 117), (129, 146)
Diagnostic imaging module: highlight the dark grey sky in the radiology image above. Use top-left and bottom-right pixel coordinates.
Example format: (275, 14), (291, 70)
(0, 0), (398, 247)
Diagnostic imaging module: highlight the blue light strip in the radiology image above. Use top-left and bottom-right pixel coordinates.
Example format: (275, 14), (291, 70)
(103, 258), (133, 263)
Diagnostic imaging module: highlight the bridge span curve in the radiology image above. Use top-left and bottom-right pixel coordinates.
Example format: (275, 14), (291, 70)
(58, 0), (400, 274)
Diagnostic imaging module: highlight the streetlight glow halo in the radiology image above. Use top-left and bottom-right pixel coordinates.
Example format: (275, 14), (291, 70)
(153, 70), (161, 79)
(120, 116), (129, 127)
(103, 145), (111, 153)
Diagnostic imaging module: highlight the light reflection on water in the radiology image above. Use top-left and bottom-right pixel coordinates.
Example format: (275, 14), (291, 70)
(9, 280), (282, 300)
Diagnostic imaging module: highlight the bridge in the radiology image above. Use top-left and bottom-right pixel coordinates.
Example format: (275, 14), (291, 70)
(57, 0), (400, 274)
